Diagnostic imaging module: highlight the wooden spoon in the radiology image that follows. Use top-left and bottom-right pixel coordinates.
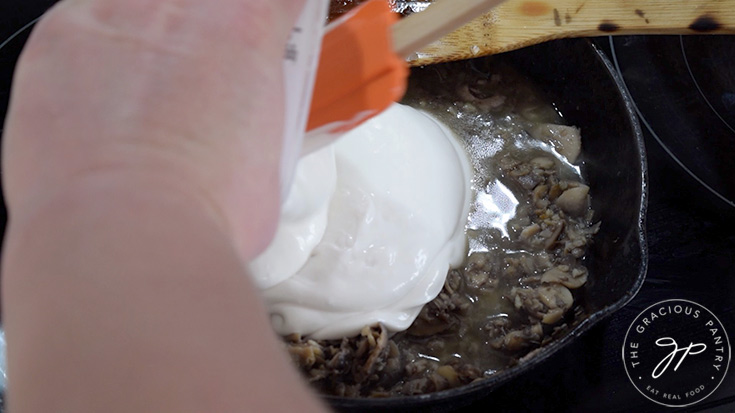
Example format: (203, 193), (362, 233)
(400, 0), (735, 66)
(308, 0), (734, 136)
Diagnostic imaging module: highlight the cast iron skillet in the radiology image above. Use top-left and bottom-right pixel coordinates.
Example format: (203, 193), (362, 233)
(325, 39), (649, 412)
(0, 21), (647, 413)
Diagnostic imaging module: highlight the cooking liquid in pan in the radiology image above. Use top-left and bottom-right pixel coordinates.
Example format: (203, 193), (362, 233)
(400, 61), (583, 356)
(287, 59), (599, 396)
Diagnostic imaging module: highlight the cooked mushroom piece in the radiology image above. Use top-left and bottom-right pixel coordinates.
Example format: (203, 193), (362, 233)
(528, 124), (582, 163)
(537, 285), (574, 324)
(512, 284), (574, 325)
(555, 185), (590, 216)
(501, 323), (544, 351)
(543, 222), (565, 250)
(287, 340), (324, 367)
(541, 266), (588, 289)
(520, 223), (541, 240)
(355, 324), (390, 382)
(530, 157), (555, 170)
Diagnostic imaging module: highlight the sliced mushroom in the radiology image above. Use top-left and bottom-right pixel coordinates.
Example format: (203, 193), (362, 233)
(520, 103), (559, 123)
(453, 363), (483, 383)
(528, 124), (582, 163)
(533, 184), (549, 202)
(530, 157), (555, 170)
(287, 341), (324, 367)
(520, 223), (541, 240)
(511, 287), (547, 320)
(537, 285), (574, 318)
(501, 323), (544, 351)
(541, 266), (588, 289)
(508, 163), (531, 177)
(555, 185), (590, 216)
(548, 183), (563, 201)
(357, 324), (389, 382)
(543, 222), (565, 250)
(542, 308), (566, 324)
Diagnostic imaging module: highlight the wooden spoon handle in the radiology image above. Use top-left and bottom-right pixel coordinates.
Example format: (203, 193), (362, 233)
(392, 0), (507, 58)
(407, 0), (735, 66)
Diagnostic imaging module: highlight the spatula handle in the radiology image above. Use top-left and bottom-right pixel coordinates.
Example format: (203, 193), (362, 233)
(408, 0), (735, 66)
(392, 0), (507, 58)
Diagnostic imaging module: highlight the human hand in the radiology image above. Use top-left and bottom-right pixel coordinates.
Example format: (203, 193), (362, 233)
(3, 0), (305, 260)
(1, 2), (331, 412)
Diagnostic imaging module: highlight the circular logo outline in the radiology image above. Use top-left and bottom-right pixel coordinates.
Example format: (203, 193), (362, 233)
(622, 298), (731, 408)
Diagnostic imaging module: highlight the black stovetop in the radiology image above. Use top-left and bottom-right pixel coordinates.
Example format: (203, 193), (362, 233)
(0, 1), (733, 412)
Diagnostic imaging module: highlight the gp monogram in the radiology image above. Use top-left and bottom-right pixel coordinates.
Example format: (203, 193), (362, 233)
(622, 299), (731, 407)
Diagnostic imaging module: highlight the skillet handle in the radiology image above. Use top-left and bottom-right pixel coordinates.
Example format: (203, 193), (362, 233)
(407, 0), (735, 66)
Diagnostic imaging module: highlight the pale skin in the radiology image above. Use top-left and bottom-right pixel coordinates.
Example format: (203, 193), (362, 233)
(1, 0), (327, 411)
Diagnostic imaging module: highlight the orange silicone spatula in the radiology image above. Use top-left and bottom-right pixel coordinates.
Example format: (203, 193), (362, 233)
(306, 0), (507, 135)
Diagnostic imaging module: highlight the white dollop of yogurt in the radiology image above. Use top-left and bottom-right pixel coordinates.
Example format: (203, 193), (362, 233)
(247, 103), (472, 339)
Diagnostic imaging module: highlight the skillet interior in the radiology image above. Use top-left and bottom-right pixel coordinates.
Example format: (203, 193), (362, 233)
(325, 38), (648, 412)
